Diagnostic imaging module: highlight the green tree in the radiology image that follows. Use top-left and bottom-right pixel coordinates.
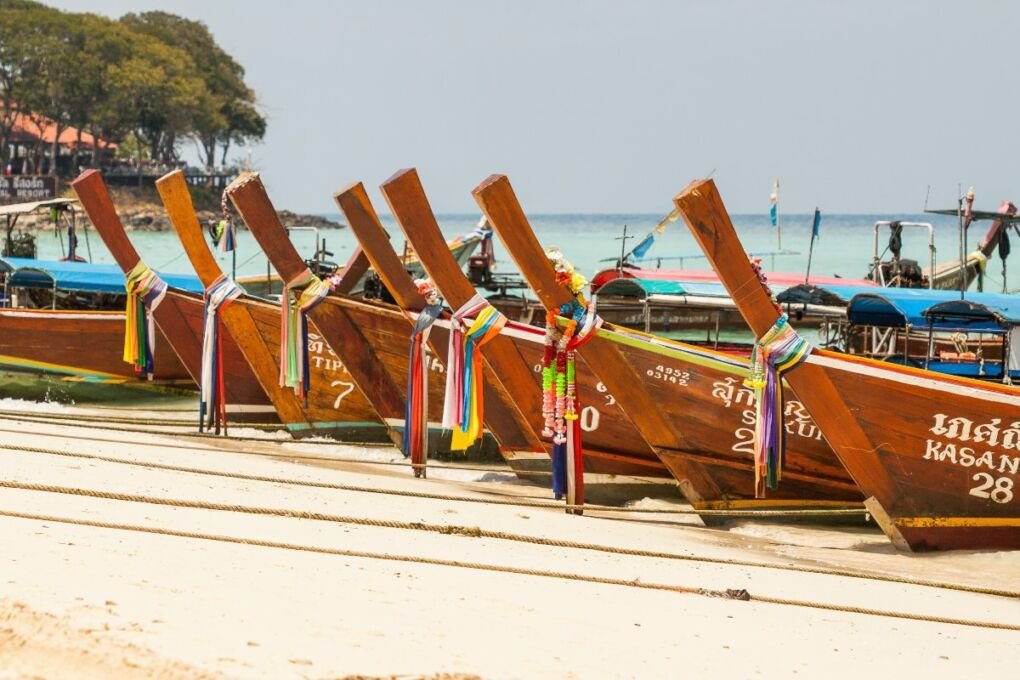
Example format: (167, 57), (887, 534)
(120, 11), (265, 170)
(104, 32), (206, 179)
(0, 1), (60, 165)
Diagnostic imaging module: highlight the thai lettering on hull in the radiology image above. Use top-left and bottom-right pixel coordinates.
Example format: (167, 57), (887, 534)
(712, 377), (823, 455)
(925, 414), (1019, 504)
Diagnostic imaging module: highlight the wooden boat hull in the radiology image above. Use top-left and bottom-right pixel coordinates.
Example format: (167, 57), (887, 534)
(323, 295), (502, 458)
(0, 307), (191, 385)
(676, 178), (1020, 549)
(605, 331), (860, 506)
(803, 352), (1020, 549)
(155, 290), (278, 423)
(471, 173), (863, 516)
(324, 294), (685, 499)
(223, 295), (392, 441)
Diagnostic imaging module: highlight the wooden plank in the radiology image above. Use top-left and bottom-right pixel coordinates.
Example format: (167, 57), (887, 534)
(224, 173), (307, 283)
(333, 246), (371, 295)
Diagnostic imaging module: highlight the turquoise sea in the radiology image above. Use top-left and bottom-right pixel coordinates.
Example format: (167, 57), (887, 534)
(30, 211), (1019, 294)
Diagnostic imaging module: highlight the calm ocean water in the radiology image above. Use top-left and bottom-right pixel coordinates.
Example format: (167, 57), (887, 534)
(32, 212), (1018, 294)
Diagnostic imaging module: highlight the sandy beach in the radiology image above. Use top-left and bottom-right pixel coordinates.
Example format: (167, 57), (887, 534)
(0, 402), (1016, 679)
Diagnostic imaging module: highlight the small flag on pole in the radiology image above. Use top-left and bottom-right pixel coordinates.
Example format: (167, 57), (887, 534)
(769, 180), (779, 227)
(811, 208), (821, 238)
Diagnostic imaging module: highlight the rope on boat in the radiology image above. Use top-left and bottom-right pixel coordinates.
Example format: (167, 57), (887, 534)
(0, 471), (1013, 601)
(1, 507), (1017, 632)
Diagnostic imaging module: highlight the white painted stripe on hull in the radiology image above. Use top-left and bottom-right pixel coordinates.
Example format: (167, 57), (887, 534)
(806, 353), (1020, 407)
(0, 310), (124, 321)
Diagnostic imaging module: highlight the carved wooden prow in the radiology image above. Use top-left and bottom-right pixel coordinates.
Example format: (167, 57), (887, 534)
(156, 170), (225, 288)
(224, 173), (308, 283)
(338, 179), (545, 452)
(156, 169), (317, 426)
(471, 175), (689, 450)
(225, 173), (408, 422)
(334, 182), (424, 309)
(70, 169), (141, 272)
(379, 169), (546, 450)
(333, 246), (371, 296)
(672, 179), (892, 499)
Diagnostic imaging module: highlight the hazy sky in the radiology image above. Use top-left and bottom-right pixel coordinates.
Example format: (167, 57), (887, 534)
(46, 1), (1020, 215)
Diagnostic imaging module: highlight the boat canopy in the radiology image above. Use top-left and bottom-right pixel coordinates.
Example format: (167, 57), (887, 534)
(923, 296), (1020, 332)
(0, 198), (78, 218)
(0, 257), (203, 294)
(777, 283), (879, 307)
(847, 288), (1020, 332)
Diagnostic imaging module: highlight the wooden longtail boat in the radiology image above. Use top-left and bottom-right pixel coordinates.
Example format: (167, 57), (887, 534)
(338, 180), (677, 499)
(0, 305), (189, 384)
(0, 200), (191, 386)
(70, 170), (276, 423)
(155, 170), (391, 442)
(471, 174), (864, 515)
(675, 179), (1020, 550)
(225, 172), (500, 459)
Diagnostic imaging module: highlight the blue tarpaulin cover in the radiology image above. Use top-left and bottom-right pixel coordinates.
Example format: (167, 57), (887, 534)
(596, 277), (782, 299)
(848, 288), (1020, 332)
(0, 257), (203, 295)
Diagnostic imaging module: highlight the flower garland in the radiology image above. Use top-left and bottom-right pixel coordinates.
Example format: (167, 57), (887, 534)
(402, 278), (443, 477)
(541, 248), (600, 513)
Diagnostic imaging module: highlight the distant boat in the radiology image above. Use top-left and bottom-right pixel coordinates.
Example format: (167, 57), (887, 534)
(0, 255), (194, 385)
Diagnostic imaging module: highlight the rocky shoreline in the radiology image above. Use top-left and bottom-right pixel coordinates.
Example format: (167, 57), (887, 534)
(8, 188), (344, 233)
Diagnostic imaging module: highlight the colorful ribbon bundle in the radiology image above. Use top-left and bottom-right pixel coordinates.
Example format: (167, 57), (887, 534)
(216, 188), (236, 252)
(744, 313), (812, 497)
(542, 300), (602, 510)
(199, 274), (243, 433)
(214, 218), (236, 253)
(442, 294), (506, 451)
(280, 269), (332, 403)
(403, 278), (442, 477)
(123, 261), (168, 377)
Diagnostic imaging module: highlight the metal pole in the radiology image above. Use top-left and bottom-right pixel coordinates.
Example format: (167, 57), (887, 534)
(958, 185), (965, 299)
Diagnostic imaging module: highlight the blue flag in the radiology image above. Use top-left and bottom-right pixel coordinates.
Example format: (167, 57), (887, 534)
(631, 233), (655, 259)
(769, 183), (779, 227)
(811, 208), (821, 238)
